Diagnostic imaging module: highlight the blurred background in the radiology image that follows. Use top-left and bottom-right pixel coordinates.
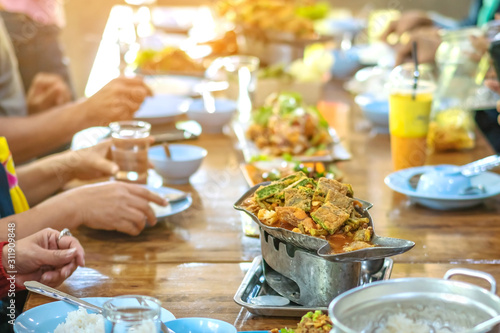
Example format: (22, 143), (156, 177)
(62, 0), (472, 97)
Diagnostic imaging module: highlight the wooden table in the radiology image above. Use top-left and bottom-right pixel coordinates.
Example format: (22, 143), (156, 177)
(23, 78), (500, 331)
(23, 4), (500, 330)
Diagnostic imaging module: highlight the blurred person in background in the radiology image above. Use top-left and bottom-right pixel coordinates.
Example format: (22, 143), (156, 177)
(381, 0), (500, 65)
(381, 1), (500, 153)
(0, 17), (152, 163)
(0, 0), (73, 98)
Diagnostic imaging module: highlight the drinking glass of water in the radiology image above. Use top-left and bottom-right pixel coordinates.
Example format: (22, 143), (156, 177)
(103, 295), (161, 333)
(109, 120), (151, 184)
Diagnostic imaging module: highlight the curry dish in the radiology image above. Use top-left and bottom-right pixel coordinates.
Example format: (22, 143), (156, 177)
(243, 172), (374, 253)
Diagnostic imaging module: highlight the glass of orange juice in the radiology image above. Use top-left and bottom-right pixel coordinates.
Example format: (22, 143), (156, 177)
(389, 63), (436, 171)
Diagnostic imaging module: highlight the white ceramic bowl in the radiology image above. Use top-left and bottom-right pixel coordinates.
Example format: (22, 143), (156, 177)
(186, 98), (237, 133)
(355, 93), (389, 133)
(149, 144), (207, 184)
(166, 317), (237, 333)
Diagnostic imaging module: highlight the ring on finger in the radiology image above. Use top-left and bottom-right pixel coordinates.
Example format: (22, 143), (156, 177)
(58, 228), (73, 242)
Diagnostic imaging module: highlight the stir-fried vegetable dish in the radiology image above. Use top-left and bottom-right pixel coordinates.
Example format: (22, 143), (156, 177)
(246, 92), (332, 158)
(243, 172), (374, 253)
(271, 310), (333, 333)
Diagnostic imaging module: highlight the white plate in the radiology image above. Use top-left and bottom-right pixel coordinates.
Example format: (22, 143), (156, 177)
(70, 126), (111, 150)
(232, 121), (351, 163)
(144, 185), (192, 218)
(134, 94), (190, 124)
(14, 297), (176, 333)
(144, 75), (203, 96)
(384, 165), (500, 210)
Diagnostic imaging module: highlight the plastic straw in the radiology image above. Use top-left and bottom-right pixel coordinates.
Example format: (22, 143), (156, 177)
(412, 41), (419, 100)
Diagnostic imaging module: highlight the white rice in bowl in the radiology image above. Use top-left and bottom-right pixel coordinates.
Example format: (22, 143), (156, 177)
(54, 307), (104, 333)
(374, 313), (454, 333)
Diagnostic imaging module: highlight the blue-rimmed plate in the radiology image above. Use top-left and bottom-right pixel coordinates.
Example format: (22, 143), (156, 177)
(384, 165), (500, 210)
(14, 297), (176, 333)
(144, 185), (192, 219)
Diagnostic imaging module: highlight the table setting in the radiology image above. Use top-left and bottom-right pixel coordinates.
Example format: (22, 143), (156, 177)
(12, 0), (500, 333)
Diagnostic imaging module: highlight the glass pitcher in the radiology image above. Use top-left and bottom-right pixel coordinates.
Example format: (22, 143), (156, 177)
(428, 28), (480, 152)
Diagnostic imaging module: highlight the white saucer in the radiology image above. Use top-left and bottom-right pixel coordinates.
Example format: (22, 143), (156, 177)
(384, 165), (500, 210)
(71, 126), (111, 150)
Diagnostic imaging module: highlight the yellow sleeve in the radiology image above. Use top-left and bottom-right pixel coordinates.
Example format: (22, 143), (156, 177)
(0, 137), (30, 214)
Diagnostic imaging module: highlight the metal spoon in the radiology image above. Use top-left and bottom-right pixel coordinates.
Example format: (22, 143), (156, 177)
(409, 155), (500, 189)
(24, 281), (172, 333)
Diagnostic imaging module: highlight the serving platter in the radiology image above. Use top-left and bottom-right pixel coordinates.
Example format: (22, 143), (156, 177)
(234, 183), (414, 262)
(232, 121), (351, 163)
(240, 161), (343, 188)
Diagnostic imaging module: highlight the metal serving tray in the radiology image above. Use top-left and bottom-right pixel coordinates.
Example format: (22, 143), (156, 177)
(234, 255), (393, 317)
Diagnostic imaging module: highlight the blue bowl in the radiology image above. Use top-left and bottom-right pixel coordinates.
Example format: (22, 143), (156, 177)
(166, 317), (237, 333)
(354, 93), (389, 133)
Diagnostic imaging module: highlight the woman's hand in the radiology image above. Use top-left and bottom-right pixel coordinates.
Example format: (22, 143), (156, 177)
(394, 26), (441, 66)
(2, 228), (85, 287)
(55, 140), (119, 182)
(27, 73), (72, 114)
(56, 182), (168, 235)
(380, 10), (433, 43)
(80, 77), (153, 127)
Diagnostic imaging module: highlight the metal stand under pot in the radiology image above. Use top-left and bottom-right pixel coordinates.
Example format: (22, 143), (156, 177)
(260, 229), (392, 308)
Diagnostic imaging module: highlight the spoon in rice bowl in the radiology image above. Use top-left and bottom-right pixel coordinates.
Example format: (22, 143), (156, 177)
(24, 281), (172, 333)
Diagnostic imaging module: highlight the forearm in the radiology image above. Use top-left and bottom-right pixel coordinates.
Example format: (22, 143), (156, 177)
(16, 152), (73, 206)
(1, 101), (90, 163)
(0, 196), (79, 240)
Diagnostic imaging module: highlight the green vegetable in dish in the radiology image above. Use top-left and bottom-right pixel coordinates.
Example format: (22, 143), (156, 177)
(247, 92), (333, 159)
(271, 310), (332, 333)
(295, 2), (330, 20)
(251, 105), (273, 127)
(258, 63), (293, 80)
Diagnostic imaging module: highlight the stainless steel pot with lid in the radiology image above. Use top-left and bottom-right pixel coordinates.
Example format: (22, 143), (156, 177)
(328, 268), (500, 333)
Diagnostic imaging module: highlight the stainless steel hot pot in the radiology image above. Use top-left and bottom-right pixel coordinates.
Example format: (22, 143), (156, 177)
(328, 268), (500, 333)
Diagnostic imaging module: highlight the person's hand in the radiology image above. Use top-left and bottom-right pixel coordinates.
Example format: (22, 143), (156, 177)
(394, 26), (441, 66)
(2, 228), (85, 287)
(53, 137), (156, 183)
(81, 77), (153, 126)
(26, 73), (72, 114)
(54, 140), (118, 183)
(380, 10), (433, 43)
(468, 35), (490, 62)
(59, 181), (168, 235)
